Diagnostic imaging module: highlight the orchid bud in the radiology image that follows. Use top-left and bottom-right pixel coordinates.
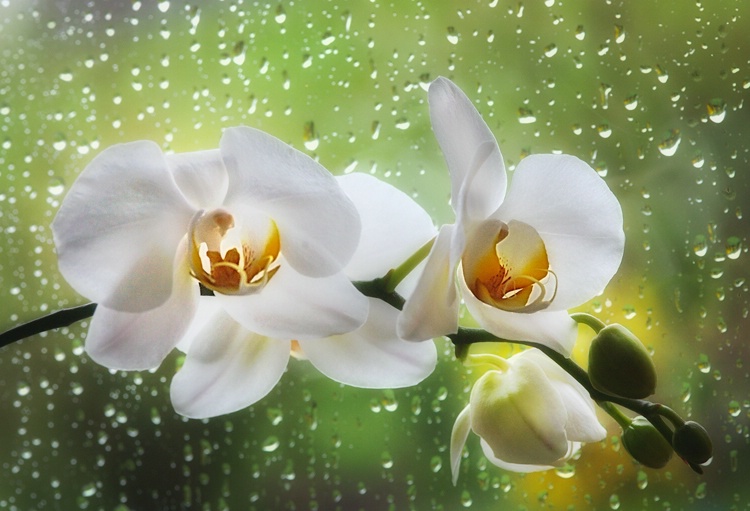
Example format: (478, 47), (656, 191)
(672, 421), (713, 465)
(621, 416), (673, 469)
(588, 324), (657, 399)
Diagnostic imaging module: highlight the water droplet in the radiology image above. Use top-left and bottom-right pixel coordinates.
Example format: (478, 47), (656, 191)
(597, 124), (612, 138)
(321, 32), (335, 46)
(232, 41), (246, 65)
(262, 436), (280, 452)
(369, 398), (381, 413)
(395, 118), (410, 130)
(623, 305), (636, 319)
(697, 353), (711, 374)
(544, 43), (557, 57)
(411, 395), (422, 415)
(575, 25), (585, 40)
(381, 451), (393, 469)
(706, 98), (727, 123)
(17, 381), (30, 396)
(658, 129), (681, 156)
(694, 482), (707, 499)
(636, 470), (648, 489)
(655, 65), (669, 83)
(150, 407), (161, 425)
(693, 235), (707, 257)
(274, 4), (286, 24)
(430, 456), (442, 473)
(609, 493), (620, 510)
(47, 177), (65, 196)
(728, 399), (741, 417)
(157, 0), (170, 12)
(371, 120), (381, 140)
(725, 236), (741, 259)
(624, 94), (639, 111)
(518, 107), (536, 124)
(267, 407), (283, 426)
(554, 464), (576, 479)
(381, 390), (398, 412)
(59, 70), (73, 82)
(303, 121), (319, 150)
(614, 24), (626, 44)
(446, 27), (459, 45)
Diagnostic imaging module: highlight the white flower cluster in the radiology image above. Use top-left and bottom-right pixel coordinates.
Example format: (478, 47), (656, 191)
(52, 78), (624, 476)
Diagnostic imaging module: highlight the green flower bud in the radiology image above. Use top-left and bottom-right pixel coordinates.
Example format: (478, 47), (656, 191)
(621, 416), (673, 469)
(672, 421), (712, 465)
(588, 324), (657, 399)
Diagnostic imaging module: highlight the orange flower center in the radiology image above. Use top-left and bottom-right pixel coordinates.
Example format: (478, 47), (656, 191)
(188, 209), (281, 295)
(463, 220), (555, 312)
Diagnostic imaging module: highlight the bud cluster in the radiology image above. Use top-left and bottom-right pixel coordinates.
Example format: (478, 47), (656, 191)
(582, 318), (712, 473)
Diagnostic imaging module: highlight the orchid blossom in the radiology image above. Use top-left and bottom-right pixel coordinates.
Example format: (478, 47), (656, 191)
(398, 77), (625, 355)
(52, 127), (436, 418)
(169, 173), (438, 417)
(450, 348), (607, 481)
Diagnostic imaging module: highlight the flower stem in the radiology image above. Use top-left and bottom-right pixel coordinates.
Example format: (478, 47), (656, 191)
(570, 312), (606, 333)
(353, 236), (435, 309)
(382, 236), (435, 293)
(600, 401), (633, 429)
(0, 303), (97, 350)
(449, 328), (658, 422)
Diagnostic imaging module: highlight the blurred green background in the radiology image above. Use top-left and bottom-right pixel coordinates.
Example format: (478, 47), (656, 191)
(1, 0), (748, 509)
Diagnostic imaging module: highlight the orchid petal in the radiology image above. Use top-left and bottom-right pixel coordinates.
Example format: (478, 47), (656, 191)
(52, 141), (195, 312)
(298, 298), (437, 388)
(397, 224), (459, 341)
(429, 77), (506, 222)
(85, 243), (198, 370)
(469, 363), (569, 466)
(521, 349), (606, 442)
(220, 126), (360, 277)
(167, 149), (228, 209)
(478, 438), (560, 473)
(216, 263), (369, 341)
(174, 296), (223, 353)
(459, 268), (577, 355)
(495, 154), (624, 310)
(336, 173), (436, 280)
(170, 307), (290, 418)
(450, 405), (472, 485)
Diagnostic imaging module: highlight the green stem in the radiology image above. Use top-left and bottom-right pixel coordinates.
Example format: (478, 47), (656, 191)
(353, 236), (435, 310)
(353, 279), (405, 310)
(570, 312), (606, 333)
(600, 401), (633, 429)
(0, 303), (97, 349)
(448, 326), (659, 417)
(381, 236), (435, 293)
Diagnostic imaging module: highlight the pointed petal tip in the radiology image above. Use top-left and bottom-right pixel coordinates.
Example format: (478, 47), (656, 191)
(450, 405), (472, 486)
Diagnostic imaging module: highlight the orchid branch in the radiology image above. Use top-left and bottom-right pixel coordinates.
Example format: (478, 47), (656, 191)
(0, 268), (710, 473)
(0, 303), (97, 350)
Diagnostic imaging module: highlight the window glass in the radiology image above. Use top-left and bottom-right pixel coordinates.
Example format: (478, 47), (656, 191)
(1, 1), (746, 509)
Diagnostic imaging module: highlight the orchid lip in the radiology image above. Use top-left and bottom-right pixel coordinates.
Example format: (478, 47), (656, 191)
(188, 209), (281, 295)
(462, 220), (558, 314)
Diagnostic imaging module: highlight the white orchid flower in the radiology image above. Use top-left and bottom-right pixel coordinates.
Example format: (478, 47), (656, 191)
(53, 129), (437, 417)
(398, 77), (625, 355)
(450, 348), (606, 482)
(168, 173), (439, 417)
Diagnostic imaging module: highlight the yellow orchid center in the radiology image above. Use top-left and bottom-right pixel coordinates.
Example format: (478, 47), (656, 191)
(463, 220), (556, 312)
(188, 209), (281, 295)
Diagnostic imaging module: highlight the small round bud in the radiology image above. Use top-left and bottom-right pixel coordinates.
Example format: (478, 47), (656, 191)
(672, 421), (712, 465)
(621, 416), (673, 469)
(588, 324), (657, 399)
